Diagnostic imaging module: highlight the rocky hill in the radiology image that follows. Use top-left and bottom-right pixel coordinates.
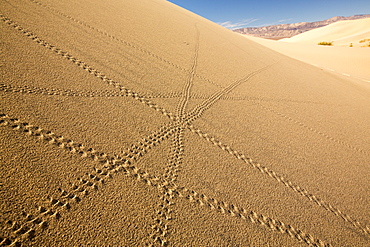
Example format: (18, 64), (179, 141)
(233, 14), (370, 40)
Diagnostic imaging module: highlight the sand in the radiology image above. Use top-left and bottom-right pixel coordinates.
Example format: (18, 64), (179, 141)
(245, 35), (370, 83)
(0, 0), (369, 246)
(280, 18), (370, 47)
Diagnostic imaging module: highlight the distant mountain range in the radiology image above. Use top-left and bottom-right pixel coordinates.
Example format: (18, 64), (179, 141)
(233, 14), (370, 40)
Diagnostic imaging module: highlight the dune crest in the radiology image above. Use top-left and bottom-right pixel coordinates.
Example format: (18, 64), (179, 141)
(1, 0), (369, 246)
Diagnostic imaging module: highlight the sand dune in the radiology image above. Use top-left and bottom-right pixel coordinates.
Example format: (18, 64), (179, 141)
(281, 18), (370, 47)
(245, 35), (370, 82)
(1, 0), (369, 246)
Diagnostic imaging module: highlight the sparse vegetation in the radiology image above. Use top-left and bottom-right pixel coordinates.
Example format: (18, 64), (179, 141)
(318, 41), (333, 46)
(349, 43), (353, 47)
(359, 39), (370, 47)
(359, 39), (370, 43)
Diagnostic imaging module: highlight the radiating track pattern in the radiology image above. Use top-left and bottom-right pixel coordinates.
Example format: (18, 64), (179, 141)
(0, 2), (369, 246)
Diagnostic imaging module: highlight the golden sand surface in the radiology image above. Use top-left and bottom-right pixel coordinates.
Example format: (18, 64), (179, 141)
(1, 0), (369, 246)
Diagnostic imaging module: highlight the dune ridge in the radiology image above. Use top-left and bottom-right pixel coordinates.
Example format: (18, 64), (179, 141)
(1, 0), (369, 246)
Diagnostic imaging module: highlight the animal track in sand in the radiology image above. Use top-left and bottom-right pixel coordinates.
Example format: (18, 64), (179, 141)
(254, 102), (368, 155)
(24, 0), (224, 89)
(149, 23), (200, 245)
(187, 124), (370, 236)
(1, 8), (369, 247)
(0, 115), (333, 247)
(1, 83), (334, 106)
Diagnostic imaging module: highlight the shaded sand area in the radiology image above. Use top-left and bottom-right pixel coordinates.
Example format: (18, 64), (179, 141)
(0, 0), (369, 246)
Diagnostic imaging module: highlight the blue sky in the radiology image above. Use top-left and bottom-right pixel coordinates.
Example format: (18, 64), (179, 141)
(167, 0), (370, 29)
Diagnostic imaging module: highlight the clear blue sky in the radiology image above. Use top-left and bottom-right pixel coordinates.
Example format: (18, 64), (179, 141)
(167, 0), (370, 29)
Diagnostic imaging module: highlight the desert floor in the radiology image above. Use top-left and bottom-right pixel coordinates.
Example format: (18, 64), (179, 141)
(1, 0), (369, 246)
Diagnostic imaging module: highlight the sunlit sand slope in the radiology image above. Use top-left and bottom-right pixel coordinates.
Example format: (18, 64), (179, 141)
(1, 0), (369, 246)
(281, 18), (370, 47)
(245, 35), (370, 82)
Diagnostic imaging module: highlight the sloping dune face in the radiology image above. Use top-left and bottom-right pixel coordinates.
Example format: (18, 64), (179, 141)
(281, 18), (370, 47)
(0, 0), (369, 246)
(245, 35), (370, 82)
